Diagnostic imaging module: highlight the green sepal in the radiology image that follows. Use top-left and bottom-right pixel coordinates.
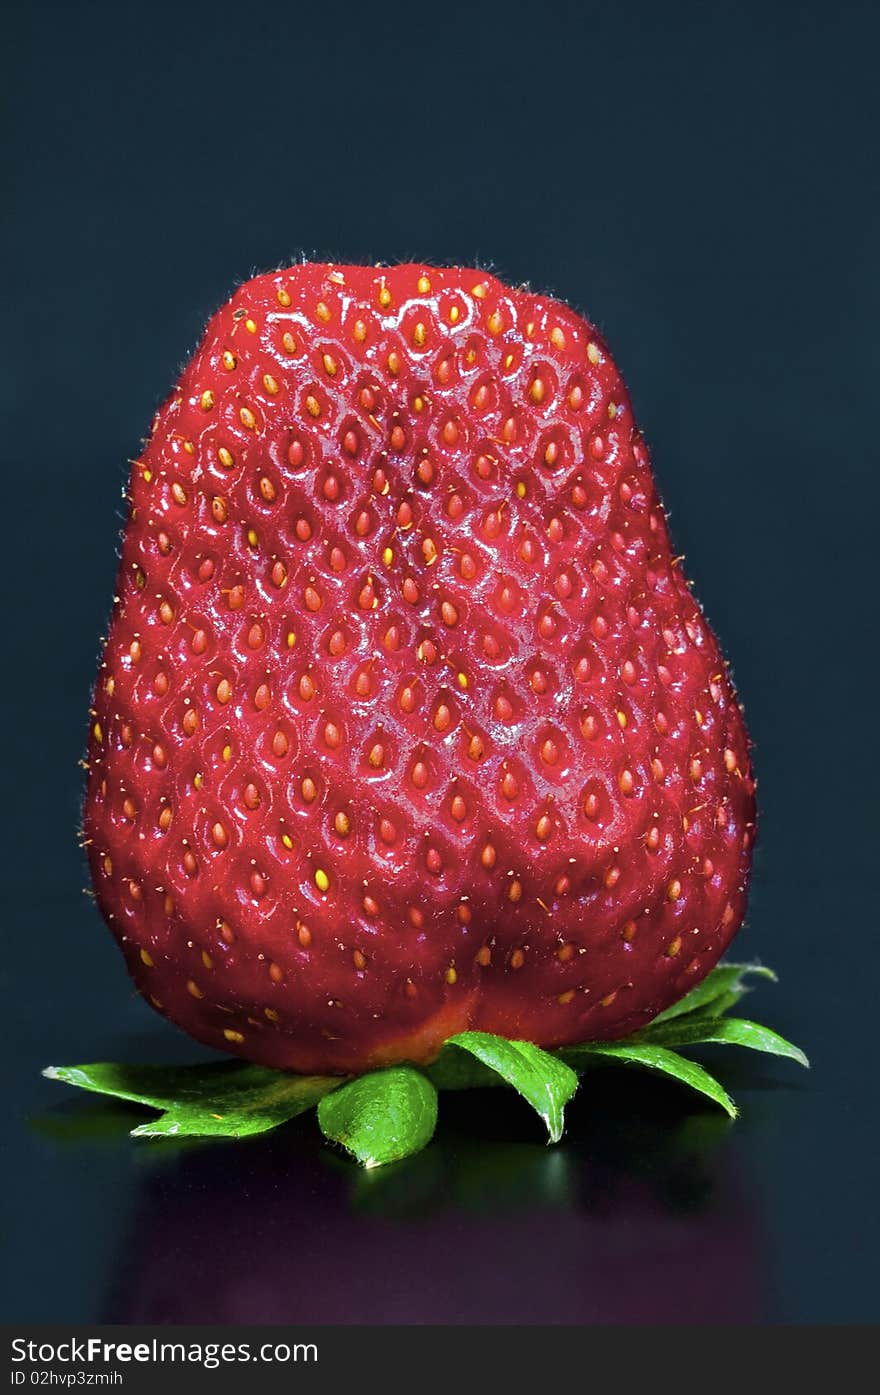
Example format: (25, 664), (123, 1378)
(434, 1032), (579, 1143)
(650, 961), (776, 1023)
(316, 1066), (438, 1168)
(42, 1061), (341, 1138)
(633, 1014), (809, 1066)
(560, 1041), (738, 1118)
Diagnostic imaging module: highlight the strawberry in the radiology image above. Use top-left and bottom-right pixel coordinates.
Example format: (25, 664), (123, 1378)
(84, 263), (755, 1076)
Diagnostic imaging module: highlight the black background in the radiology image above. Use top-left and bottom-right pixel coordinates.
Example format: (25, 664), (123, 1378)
(2, 0), (877, 1324)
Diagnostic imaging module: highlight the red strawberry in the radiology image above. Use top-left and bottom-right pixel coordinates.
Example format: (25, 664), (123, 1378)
(84, 263), (755, 1075)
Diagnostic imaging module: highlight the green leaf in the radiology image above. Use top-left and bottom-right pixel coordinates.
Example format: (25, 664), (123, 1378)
(43, 1061), (341, 1138)
(44, 1060), (256, 1107)
(634, 1014), (809, 1066)
(650, 961), (776, 1024)
(559, 1042), (737, 1118)
(316, 1067), (438, 1168)
(439, 1032), (579, 1143)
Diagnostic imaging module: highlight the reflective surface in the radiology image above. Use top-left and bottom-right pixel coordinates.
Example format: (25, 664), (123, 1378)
(4, 0), (878, 1325)
(105, 1106), (760, 1325)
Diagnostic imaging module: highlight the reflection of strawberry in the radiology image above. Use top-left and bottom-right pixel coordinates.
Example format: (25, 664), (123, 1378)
(85, 263), (755, 1075)
(106, 1120), (761, 1324)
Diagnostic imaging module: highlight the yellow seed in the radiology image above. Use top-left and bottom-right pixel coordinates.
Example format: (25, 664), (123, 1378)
(281, 833), (294, 850)
(587, 341), (600, 364)
(449, 305), (460, 324)
(516, 481), (526, 498)
(245, 318), (257, 334)
(140, 949), (154, 967)
(187, 980), (204, 999)
(445, 965), (457, 985)
(382, 546), (393, 565)
(240, 406), (256, 430)
(199, 390), (214, 411)
(535, 814), (552, 841)
(222, 350), (237, 371)
(247, 528), (258, 548)
(223, 1028), (245, 1043)
(378, 284), (392, 308)
(217, 446), (234, 469)
(316, 301), (331, 322)
(93, 721), (103, 742)
(322, 353), (337, 377)
(315, 868), (330, 893)
(263, 373), (279, 395)
(222, 744), (232, 761)
(457, 672), (468, 689)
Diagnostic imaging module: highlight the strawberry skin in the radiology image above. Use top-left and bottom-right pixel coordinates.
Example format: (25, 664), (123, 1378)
(85, 263), (755, 1075)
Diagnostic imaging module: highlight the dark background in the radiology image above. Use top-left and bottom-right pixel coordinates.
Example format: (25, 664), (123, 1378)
(2, 0), (877, 1324)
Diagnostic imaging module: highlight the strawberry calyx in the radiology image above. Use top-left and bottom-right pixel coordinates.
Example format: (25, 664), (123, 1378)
(43, 962), (806, 1167)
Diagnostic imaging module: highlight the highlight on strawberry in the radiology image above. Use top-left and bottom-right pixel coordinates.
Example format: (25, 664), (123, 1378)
(48, 264), (805, 1165)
